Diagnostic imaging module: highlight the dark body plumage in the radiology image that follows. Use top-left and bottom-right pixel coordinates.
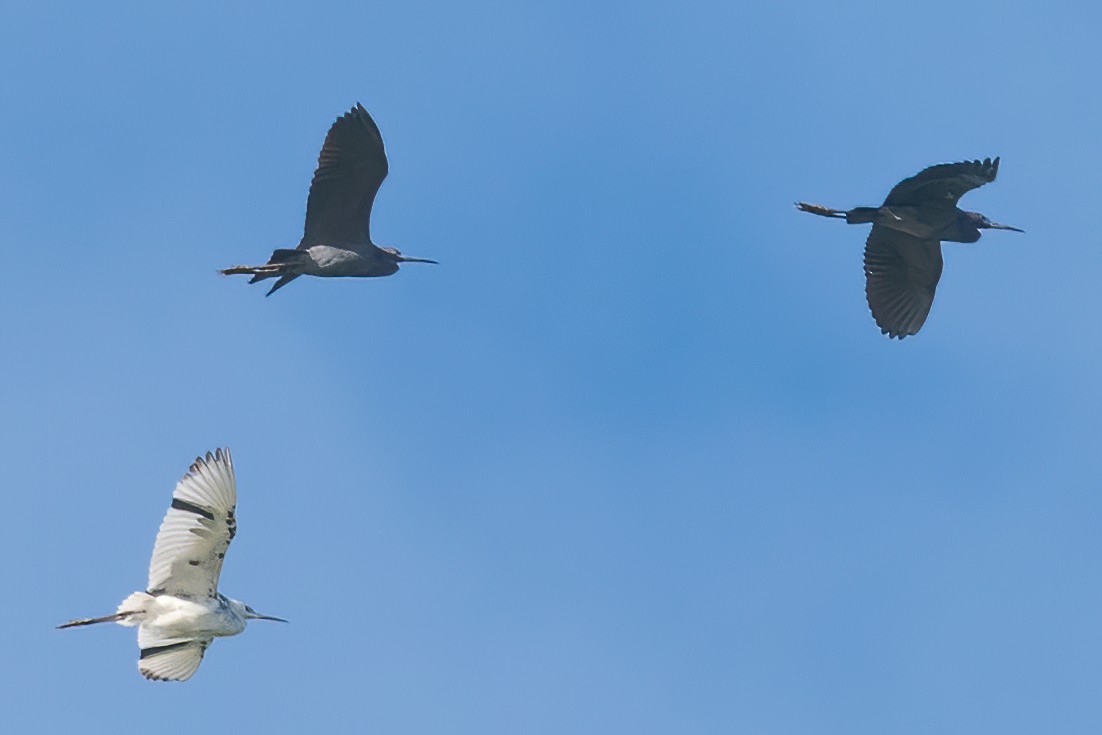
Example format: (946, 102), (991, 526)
(797, 157), (1022, 339)
(222, 103), (436, 296)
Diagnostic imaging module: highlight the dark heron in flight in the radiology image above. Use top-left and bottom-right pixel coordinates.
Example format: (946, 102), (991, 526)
(222, 103), (437, 295)
(796, 157), (1022, 338)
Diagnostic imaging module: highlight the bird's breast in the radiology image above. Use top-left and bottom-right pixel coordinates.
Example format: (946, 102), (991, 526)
(143, 595), (244, 638)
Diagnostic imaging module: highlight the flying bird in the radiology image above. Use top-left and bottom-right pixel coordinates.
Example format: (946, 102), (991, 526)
(222, 103), (437, 295)
(58, 449), (285, 681)
(796, 157), (1023, 338)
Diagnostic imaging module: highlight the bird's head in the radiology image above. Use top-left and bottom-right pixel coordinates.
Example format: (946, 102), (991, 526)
(231, 599), (288, 623)
(967, 211), (1024, 233)
(379, 246), (439, 266)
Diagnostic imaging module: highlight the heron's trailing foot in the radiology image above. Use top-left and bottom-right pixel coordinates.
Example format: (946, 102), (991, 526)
(57, 611), (137, 629)
(795, 202), (847, 218)
(220, 263), (287, 277)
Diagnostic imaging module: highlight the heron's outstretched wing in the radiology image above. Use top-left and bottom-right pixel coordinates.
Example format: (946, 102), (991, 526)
(863, 226), (943, 339)
(300, 102), (389, 249)
(883, 157), (999, 208)
(147, 449), (237, 599)
(138, 627), (213, 681)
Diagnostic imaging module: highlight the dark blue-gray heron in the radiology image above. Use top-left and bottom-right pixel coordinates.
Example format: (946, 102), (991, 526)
(797, 157), (1023, 338)
(58, 449), (285, 681)
(222, 103), (436, 295)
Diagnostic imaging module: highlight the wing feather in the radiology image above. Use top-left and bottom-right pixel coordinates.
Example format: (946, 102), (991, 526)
(863, 226), (944, 339)
(147, 449), (237, 599)
(300, 102), (389, 249)
(137, 635), (212, 682)
(883, 157), (999, 208)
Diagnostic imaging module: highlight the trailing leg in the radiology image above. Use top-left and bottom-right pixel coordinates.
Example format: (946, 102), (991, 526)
(220, 263), (287, 278)
(221, 248), (308, 294)
(57, 611), (134, 629)
(795, 202), (848, 218)
(58, 591), (153, 628)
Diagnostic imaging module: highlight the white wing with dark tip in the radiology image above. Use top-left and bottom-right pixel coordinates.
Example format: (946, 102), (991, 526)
(138, 634), (213, 682)
(147, 449), (237, 599)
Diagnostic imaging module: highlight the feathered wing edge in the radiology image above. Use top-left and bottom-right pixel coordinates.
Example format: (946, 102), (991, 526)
(146, 448), (237, 599)
(884, 157), (1000, 207)
(863, 227), (944, 339)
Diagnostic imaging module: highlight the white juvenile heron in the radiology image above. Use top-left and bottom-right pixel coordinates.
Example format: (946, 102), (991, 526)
(221, 102), (437, 295)
(58, 448), (285, 681)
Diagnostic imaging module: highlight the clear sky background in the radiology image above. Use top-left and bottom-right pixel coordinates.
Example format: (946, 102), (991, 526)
(2, 1), (1100, 733)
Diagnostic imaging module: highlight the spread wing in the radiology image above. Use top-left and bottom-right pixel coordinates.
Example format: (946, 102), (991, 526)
(138, 626), (213, 682)
(863, 226), (944, 339)
(147, 449), (237, 599)
(300, 102), (389, 249)
(883, 157), (1000, 208)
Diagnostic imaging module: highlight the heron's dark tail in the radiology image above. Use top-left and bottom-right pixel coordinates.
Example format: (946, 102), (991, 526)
(796, 203), (880, 225)
(263, 273), (301, 296)
(844, 207), (878, 225)
(220, 249), (306, 296)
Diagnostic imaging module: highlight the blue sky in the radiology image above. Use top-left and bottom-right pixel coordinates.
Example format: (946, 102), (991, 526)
(2, 1), (1101, 732)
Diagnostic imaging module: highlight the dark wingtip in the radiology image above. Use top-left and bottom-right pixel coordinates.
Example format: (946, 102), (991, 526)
(881, 327), (912, 340)
(986, 156), (1000, 179)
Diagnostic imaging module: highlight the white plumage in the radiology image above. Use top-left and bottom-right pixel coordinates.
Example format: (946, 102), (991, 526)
(59, 449), (285, 681)
(148, 447), (237, 599)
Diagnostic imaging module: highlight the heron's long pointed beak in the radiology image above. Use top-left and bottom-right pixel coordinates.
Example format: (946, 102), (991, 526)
(398, 255), (439, 264)
(988, 221), (1025, 233)
(252, 614), (289, 622)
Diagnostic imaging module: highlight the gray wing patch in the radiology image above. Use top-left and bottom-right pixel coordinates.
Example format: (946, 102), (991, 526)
(300, 103), (390, 248)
